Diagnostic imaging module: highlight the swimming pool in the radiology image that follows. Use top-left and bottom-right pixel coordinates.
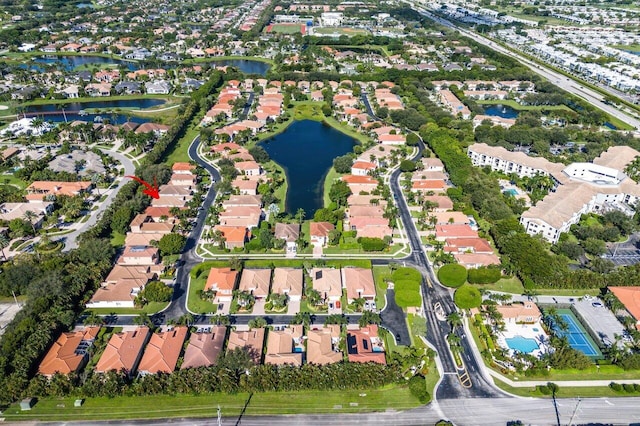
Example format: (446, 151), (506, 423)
(533, 328), (540, 332)
(506, 336), (539, 353)
(503, 188), (518, 196)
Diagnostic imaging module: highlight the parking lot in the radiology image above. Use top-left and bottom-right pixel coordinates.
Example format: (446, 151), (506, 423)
(572, 296), (626, 347)
(0, 302), (23, 337)
(604, 234), (640, 266)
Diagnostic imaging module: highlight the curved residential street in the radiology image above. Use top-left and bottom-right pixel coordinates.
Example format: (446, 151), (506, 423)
(57, 149), (136, 251)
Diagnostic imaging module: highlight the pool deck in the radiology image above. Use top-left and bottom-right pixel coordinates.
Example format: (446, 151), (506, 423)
(497, 320), (550, 358)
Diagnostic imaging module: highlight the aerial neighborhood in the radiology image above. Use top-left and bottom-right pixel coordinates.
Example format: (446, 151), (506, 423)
(2, 0), (640, 424)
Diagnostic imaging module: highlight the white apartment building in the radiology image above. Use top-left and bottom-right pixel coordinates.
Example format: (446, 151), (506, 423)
(468, 143), (640, 243)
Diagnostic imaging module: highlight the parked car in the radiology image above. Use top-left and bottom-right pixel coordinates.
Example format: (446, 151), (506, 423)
(592, 301), (604, 308)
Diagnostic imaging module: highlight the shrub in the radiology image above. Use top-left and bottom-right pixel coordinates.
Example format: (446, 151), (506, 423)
(467, 266), (501, 284)
(609, 382), (623, 392)
(438, 264), (468, 288)
(395, 280), (422, 308)
(408, 374), (430, 403)
(623, 384), (635, 393)
(634, 384), (640, 392)
(537, 384), (551, 395)
(358, 237), (388, 252)
(454, 285), (482, 310)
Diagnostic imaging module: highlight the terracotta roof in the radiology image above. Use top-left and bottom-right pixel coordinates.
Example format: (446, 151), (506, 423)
(346, 325), (386, 364)
(205, 267), (238, 292)
(138, 327), (188, 374)
(495, 302), (542, 322)
(342, 267), (375, 300)
(265, 325), (303, 366)
(95, 327), (151, 374)
(214, 226), (248, 244)
(435, 224), (478, 239)
(38, 327), (100, 376)
(181, 327), (227, 369)
(274, 223), (300, 242)
(307, 325), (342, 365)
(342, 175), (378, 185)
(310, 268), (342, 299)
(227, 328), (265, 364)
(453, 252), (501, 267)
(609, 287), (640, 323)
(310, 221), (334, 238)
(444, 238), (493, 254)
(238, 268), (271, 298)
(271, 267), (303, 297)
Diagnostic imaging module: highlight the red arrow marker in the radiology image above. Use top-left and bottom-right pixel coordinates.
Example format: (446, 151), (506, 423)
(125, 175), (160, 199)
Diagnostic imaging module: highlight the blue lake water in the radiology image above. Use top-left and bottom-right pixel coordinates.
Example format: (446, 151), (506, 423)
(23, 99), (165, 124)
(205, 59), (271, 76)
(483, 105), (519, 119)
(30, 55), (140, 71)
(259, 120), (357, 216)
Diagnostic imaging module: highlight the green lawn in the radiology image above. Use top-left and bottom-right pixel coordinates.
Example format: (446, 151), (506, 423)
(611, 44), (640, 52)
(83, 302), (168, 316)
(2, 386), (419, 421)
(373, 265), (392, 310)
(507, 364), (640, 382)
(493, 379), (631, 399)
(0, 173), (27, 189)
(476, 99), (573, 112)
(323, 166), (343, 207)
(268, 23), (303, 34)
(473, 276), (524, 294)
(313, 27), (370, 36)
(535, 288), (602, 297)
(164, 125), (198, 165)
(188, 268), (221, 315)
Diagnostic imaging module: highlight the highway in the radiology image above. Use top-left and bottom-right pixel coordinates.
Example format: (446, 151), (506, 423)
(414, 5), (640, 130)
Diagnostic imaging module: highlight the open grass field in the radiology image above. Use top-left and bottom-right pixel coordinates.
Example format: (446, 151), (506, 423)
(373, 265), (392, 310)
(267, 23), (304, 34)
(313, 27), (370, 36)
(1, 386), (420, 422)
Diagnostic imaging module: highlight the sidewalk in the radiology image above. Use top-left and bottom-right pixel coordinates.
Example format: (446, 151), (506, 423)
(462, 316), (640, 389)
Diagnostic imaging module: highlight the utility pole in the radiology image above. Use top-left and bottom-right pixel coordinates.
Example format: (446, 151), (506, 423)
(568, 397), (581, 426)
(217, 404), (221, 426)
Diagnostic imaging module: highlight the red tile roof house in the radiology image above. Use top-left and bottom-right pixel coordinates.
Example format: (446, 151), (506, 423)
(95, 326), (151, 376)
(26, 181), (92, 201)
(411, 180), (447, 193)
(223, 195), (263, 208)
(232, 177), (258, 195)
(310, 267), (342, 302)
(38, 327), (100, 377)
(205, 267), (239, 303)
(609, 287), (640, 330)
(423, 195), (454, 212)
(271, 267), (304, 301)
(435, 224), (479, 241)
(274, 223), (300, 254)
(172, 162), (196, 174)
(227, 328), (266, 364)
(310, 221), (334, 247)
(218, 205), (263, 229)
(181, 326), (227, 369)
(117, 245), (160, 265)
(86, 265), (158, 309)
(265, 325), (304, 366)
(433, 211), (471, 226)
(351, 161), (376, 176)
(307, 325), (343, 365)
(214, 225), (249, 249)
(342, 267), (376, 303)
(346, 325), (386, 364)
(235, 160), (262, 176)
(170, 173), (197, 187)
(238, 268), (271, 300)
(453, 252), (501, 268)
(444, 238), (494, 254)
(138, 327), (188, 375)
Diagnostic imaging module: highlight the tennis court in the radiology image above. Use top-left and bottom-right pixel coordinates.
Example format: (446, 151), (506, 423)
(554, 309), (602, 358)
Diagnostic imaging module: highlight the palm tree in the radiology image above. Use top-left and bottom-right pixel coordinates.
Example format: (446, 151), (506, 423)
(0, 233), (9, 261)
(295, 208), (305, 224)
(447, 333), (461, 348)
(23, 210), (38, 236)
(447, 311), (463, 330)
(210, 314), (231, 326)
(83, 312), (104, 326)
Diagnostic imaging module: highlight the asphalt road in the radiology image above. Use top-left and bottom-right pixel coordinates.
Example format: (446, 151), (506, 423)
(414, 6), (640, 130)
(57, 149), (136, 251)
(38, 396), (640, 425)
